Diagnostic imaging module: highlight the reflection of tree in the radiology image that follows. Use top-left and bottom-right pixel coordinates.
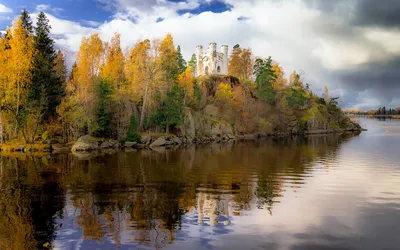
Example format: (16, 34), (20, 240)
(0, 155), (65, 249)
(0, 132), (358, 248)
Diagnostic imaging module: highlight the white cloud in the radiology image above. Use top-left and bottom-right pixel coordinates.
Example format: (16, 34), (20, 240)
(81, 20), (102, 27)
(36, 4), (63, 13)
(0, 4), (12, 13)
(24, 0), (400, 109)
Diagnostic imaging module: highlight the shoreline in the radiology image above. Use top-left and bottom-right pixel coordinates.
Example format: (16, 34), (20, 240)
(0, 128), (365, 154)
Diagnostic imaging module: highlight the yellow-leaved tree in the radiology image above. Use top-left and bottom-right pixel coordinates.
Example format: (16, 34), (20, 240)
(76, 33), (104, 106)
(177, 67), (195, 106)
(2, 19), (34, 139)
(228, 45), (253, 80)
(101, 33), (125, 88)
(158, 33), (179, 87)
(271, 63), (287, 89)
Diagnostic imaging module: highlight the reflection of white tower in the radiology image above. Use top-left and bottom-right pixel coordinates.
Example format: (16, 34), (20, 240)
(197, 191), (231, 226)
(195, 43), (229, 76)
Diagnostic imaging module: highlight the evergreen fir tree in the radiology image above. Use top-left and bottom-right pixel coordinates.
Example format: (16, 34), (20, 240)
(176, 45), (187, 75)
(92, 79), (112, 138)
(155, 84), (185, 134)
(188, 53), (197, 76)
(29, 12), (64, 122)
(20, 9), (33, 35)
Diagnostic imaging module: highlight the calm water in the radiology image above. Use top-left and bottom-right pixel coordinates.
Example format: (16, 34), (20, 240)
(1, 118), (400, 250)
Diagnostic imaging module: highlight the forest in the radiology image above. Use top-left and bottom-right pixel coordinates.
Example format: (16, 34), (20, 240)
(0, 10), (360, 150)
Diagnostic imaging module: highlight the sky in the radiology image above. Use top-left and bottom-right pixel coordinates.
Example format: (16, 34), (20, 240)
(0, 0), (399, 110)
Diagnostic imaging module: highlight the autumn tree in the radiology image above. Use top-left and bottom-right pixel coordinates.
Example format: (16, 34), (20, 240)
(271, 62), (287, 88)
(289, 71), (304, 89)
(158, 33), (179, 85)
(76, 33), (104, 106)
(3, 18), (34, 138)
(100, 33), (125, 88)
(177, 67), (195, 106)
(228, 44), (253, 80)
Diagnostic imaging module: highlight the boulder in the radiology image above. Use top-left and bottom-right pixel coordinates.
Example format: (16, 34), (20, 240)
(140, 136), (152, 145)
(71, 135), (99, 152)
(150, 137), (167, 147)
(170, 136), (182, 145)
(124, 141), (137, 148)
(133, 143), (146, 149)
(100, 141), (115, 149)
(51, 144), (71, 152)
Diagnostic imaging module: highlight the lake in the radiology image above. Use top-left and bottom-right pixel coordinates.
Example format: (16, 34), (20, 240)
(0, 117), (399, 250)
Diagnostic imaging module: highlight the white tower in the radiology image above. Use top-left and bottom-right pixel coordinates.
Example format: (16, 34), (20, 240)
(195, 43), (228, 76)
(196, 45), (204, 76)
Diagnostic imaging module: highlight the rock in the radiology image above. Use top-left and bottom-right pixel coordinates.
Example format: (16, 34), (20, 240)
(140, 136), (151, 145)
(133, 143), (146, 149)
(170, 137), (182, 145)
(124, 141), (137, 148)
(100, 141), (115, 149)
(150, 136), (167, 147)
(71, 135), (99, 152)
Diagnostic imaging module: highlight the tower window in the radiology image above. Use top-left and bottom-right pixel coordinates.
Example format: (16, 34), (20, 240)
(205, 66), (209, 75)
(217, 66), (221, 73)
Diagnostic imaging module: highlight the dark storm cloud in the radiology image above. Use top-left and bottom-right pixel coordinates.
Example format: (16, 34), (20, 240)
(336, 57), (400, 107)
(303, 0), (400, 108)
(353, 0), (400, 28)
(304, 0), (400, 29)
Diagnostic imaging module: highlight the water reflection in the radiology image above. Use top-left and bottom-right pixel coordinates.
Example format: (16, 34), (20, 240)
(0, 133), (362, 249)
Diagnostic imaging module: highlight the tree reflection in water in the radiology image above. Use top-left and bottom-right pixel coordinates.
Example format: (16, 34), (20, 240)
(0, 132), (358, 249)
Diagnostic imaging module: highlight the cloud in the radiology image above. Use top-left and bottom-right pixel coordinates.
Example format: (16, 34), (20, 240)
(0, 4), (12, 13)
(81, 20), (102, 27)
(36, 4), (64, 13)
(23, 0), (400, 110)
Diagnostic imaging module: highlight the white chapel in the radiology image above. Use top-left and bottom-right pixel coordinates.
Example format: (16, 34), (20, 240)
(196, 42), (228, 76)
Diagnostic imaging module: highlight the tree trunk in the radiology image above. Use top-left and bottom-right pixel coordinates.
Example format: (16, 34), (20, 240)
(0, 110), (3, 144)
(139, 80), (150, 131)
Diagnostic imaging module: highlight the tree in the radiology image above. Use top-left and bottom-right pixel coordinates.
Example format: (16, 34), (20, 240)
(155, 84), (184, 134)
(101, 33), (125, 88)
(54, 50), (67, 83)
(125, 114), (140, 142)
(176, 45), (187, 75)
(76, 33), (104, 106)
(253, 57), (277, 105)
(271, 63), (287, 88)
(4, 18), (34, 138)
(188, 53), (197, 76)
(20, 9), (33, 35)
(228, 45), (253, 80)
(177, 67), (195, 106)
(29, 12), (64, 127)
(289, 71), (304, 89)
(158, 33), (179, 84)
(92, 79), (113, 138)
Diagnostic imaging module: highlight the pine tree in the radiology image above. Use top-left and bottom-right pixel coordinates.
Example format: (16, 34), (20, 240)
(254, 57), (277, 105)
(155, 84), (184, 134)
(20, 9), (33, 35)
(29, 12), (64, 122)
(176, 45), (187, 75)
(188, 53), (197, 76)
(92, 79), (112, 138)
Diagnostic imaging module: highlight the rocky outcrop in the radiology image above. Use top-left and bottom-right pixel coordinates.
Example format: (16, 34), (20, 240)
(71, 135), (100, 152)
(150, 137), (167, 147)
